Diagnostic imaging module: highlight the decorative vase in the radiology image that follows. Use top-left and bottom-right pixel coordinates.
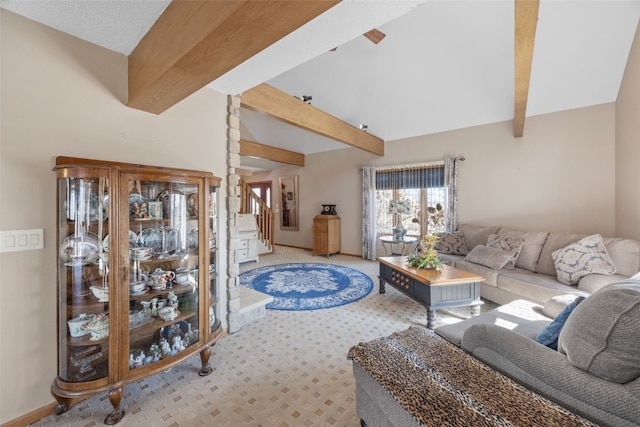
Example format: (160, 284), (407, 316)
(392, 222), (406, 241)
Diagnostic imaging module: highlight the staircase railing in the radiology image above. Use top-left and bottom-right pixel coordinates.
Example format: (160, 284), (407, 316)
(240, 180), (274, 253)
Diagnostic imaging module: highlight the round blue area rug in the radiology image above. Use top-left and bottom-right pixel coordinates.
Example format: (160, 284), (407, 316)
(239, 263), (374, 311)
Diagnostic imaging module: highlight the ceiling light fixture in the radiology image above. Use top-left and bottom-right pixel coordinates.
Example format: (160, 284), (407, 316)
(359, 124), (368, 132)
(293, 95), (312, 104)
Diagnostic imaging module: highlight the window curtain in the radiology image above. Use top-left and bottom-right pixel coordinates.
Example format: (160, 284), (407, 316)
(362, 165), (377, 260)
(444, 157), (459, 232)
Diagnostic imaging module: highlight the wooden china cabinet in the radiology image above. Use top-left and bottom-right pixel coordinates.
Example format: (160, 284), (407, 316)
(51, 157), (223, 424)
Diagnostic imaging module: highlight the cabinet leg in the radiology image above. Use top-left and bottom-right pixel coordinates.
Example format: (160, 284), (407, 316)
(378, 277), (386, 294)
(51, 385), (70, 415)
(104, 386), (125, 425)
(198, 346), (213, 377)
(54, 401), (69, 416)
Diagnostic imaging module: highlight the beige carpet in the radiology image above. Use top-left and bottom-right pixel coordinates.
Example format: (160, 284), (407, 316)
(33, 247), (496, 427)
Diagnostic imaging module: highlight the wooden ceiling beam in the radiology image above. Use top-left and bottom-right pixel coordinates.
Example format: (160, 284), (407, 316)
(239, 139), (305, 167)
(235, 167), (254, 177)
(127, 0), (339, 114)
(241, 83), (384, 156)
(514, 0), (540, 137)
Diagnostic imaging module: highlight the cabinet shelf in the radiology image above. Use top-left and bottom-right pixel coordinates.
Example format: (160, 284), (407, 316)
(53, 157), (222, 425)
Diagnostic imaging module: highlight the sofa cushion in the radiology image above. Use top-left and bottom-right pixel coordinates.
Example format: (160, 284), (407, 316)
(515, 231), (549, 272)
(453, 259), (501, 287)
(435, 231), (468, 255)
(541, 294), (584, 318)
(435, 299), (551, 346)
(558, 279), (640, 383)
(578, 273), (628, 294)
(601, 237), (640, 277)
(437, 253), (464, 266)
(534, 296), (585, 350)
(536, 233), (586, 276)
(486, 234), (525, 270)
(458, 224), (500, 252)
(497, 269), (588, 305)
(552, 234), (616, 285)
(464, 245), (514, 271)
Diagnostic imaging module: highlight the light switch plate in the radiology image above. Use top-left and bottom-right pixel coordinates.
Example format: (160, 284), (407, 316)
(0, 229), (44, 252)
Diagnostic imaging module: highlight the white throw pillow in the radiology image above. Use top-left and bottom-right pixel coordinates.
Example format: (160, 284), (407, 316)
(552, 234), (616, 285)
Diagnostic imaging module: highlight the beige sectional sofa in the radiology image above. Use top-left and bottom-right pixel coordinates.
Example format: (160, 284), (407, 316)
(436, 224), (640, 305)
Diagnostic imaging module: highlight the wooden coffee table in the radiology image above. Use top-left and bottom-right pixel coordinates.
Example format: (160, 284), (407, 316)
(378, 256), (485, 329)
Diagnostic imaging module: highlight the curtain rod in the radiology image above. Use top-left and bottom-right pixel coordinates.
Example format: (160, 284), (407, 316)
(358, 156), (465, 172)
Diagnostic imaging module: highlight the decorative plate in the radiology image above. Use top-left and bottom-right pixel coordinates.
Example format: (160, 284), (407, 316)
(137, 227), (163, 255)
(103, 231), (137, 252)
(129, 193), (149, 220)
(187, 228), (199, 251)
(59, 233), (101, 265)
(164, 228), (179, 254)
(187, 228), (215, 252)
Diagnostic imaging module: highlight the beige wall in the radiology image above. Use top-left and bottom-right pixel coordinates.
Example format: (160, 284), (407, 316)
(3, 6), (639, 424)
(0, 11), (228, 422)
(616, 22), (640, 240)
(253, 103), (617, 256)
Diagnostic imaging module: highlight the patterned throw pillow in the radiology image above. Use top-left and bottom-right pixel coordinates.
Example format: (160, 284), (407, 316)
(435, 232), (468, 255)
(552, 234), (616, 285)
(486, 234), (525, 269)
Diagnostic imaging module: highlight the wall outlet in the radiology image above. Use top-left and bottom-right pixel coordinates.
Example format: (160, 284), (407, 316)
(0, 229), (44, 253)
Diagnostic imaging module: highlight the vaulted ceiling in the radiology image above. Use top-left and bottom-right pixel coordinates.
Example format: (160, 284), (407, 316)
(3, 0), (639, 171)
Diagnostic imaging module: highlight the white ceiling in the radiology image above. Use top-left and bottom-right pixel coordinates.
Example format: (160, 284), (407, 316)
(3, 0), (640, 171)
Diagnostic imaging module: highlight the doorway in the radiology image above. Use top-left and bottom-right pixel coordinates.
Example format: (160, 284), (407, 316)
(248, 181), (272, 208)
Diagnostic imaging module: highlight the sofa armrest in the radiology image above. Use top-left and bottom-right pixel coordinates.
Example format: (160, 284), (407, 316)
(461, 324), (640, 427)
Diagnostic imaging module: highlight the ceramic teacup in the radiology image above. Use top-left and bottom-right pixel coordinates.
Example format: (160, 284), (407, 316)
(130, 281), (146, 294)
(175, 273), (189, 284)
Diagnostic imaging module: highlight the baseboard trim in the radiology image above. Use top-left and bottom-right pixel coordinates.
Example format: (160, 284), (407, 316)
(272, 244), (363, 259)
(2, 402), (57, 427)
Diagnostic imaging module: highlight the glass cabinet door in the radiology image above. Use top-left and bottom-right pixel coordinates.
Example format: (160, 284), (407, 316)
(123, 175), (204, 373)
(57, 171), (110, 383)
(208, 184), (220, 335)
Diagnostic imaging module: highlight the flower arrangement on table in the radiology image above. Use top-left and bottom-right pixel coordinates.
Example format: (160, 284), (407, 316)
(406, 233), (443, 270)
